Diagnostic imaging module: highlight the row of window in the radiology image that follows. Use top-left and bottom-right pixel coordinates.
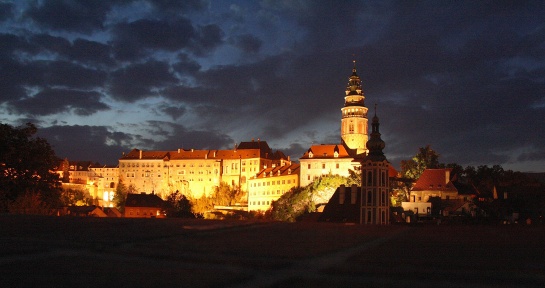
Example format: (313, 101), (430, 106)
(250, 190), (285, 196)
(250, 200), (271, 206)
(177, 170), (218, 175)
(121, 163), (215, 168)
(307, 163), (341, 169)
(250, 179), (293, 187)
(121, 160), (265, 169)
(127, 209), (160, 216)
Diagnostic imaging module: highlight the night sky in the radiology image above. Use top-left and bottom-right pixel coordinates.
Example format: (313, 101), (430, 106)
(1, 1), (544, 172)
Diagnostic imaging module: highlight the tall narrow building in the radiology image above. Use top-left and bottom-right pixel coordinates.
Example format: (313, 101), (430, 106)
(360, 106), (390, 225)
(341, 61), (369, 155)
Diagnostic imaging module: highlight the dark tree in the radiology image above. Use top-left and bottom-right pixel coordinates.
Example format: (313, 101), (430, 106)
(113, 181), (135, 213)
(0, 123), (61, 213)
(166, 190), (195, 218)
(60, 158), (70, 183)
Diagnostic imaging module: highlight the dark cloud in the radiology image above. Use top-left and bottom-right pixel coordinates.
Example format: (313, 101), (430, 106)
(37, 125), (130, 165)
(68, 38), (114, 66)
(190, 24), (224, 55)
(32, 60), (107, 89)
(150, 0), (208, 11)
(2, 1), (544, 172)
(0, 33), (36, 57)
(109, 60), (178, 102)
(0, 2), (14, 21)
(111, 18), (224, 60)
(28, 34), (114, 66)
(172, 53), (201, 75)
(232, 34), (262, 53)
(274, 142), (307, 160)
(140, 121), (234, 151)
(112, 18), (195, 51)
(25, 0), (114, 34)
(30, 33), (71, 55)
(9, 88), (109, 116)
(0, 57), (27, 102)
(160, 105), (187, 121)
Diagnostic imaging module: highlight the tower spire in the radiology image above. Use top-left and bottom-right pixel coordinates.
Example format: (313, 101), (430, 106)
(341, 61), (368, 155)
(366, 103), (385, 161)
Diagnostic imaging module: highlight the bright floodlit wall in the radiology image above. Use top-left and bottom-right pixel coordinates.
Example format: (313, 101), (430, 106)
(119, 158), (171, 198)
(118, 148), (286, 200)
(299, 157), (358, 187)
(247, 164), (300, 212)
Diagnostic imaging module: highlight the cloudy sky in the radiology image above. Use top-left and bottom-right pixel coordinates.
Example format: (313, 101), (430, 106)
(1, 0), (544, 172)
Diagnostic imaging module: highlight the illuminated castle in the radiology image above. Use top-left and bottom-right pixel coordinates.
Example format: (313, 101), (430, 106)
(299, 62), (369, 186)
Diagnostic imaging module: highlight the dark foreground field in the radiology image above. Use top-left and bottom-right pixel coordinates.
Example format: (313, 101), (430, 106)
(0, 215), (543, 288)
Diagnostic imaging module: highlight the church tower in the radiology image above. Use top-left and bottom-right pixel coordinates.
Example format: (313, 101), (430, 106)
(360, 105), (390, 225)
(341, 61), (368, 155)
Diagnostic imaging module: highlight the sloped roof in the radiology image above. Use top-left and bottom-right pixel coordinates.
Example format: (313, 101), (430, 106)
(254, 163), (300, 178)
(120, 149), (170, 160)
(120, 140), (288, 162)
(215, 149), (264, 159)
(237, 140), (271, 151)
(169, 149), (213, 160)
(412, 169), (457, 192)
(389, 165), (398, 178)
(125, 193), (165, 208)
(67, 205), (107, 217)
(300, 144), (352, 159)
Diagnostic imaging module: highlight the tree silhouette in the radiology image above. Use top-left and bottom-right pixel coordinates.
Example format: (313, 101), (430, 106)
(0, 123), (61, 213)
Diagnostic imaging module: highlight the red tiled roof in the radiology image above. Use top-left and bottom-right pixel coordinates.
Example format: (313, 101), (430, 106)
(389, 165), (398, 178)
(300, 144), (351, 159)
(125, 193), (165, 208)
(169, 149), (212, 160)
(120, 149), (169, 160)
(120, 140), (288, 161)
(254, 163), (300, 178)
(412, 168), (457, 192)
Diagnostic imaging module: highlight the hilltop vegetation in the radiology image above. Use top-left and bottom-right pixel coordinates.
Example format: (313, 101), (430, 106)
(270, 172), (360, 222)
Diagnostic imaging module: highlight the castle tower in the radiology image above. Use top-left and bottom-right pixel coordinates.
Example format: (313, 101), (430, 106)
(341, 61), (369, 155)
(360, 105), (390, 225)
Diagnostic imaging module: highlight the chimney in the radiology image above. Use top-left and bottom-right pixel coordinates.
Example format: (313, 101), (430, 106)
(339, 185), (345, 204)
(178, 148), (180, 153)
(445, 169), (450, 184)
(351, 184), (357, 204)
(139, 150), (142, 159)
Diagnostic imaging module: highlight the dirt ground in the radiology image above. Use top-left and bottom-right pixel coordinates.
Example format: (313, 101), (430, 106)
(0, 215), (543, 287)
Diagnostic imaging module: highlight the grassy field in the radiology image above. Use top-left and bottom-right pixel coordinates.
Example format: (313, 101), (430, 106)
(0, 215), (543, 287)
